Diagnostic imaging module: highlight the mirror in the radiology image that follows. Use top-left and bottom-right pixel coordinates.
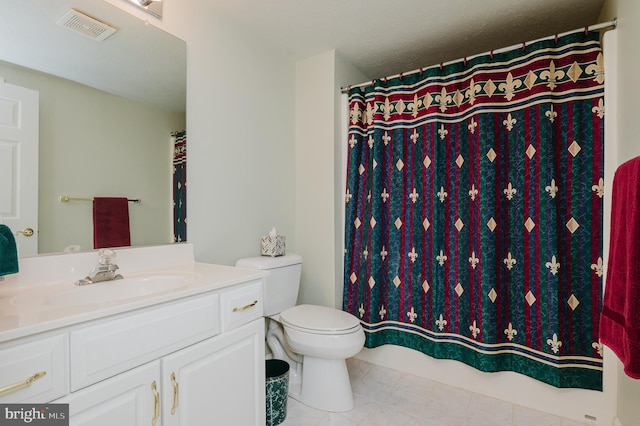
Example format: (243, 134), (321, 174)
(0, 0), (186, 256)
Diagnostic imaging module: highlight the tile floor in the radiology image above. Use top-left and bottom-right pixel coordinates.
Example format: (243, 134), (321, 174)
(281, 358), (592, 426)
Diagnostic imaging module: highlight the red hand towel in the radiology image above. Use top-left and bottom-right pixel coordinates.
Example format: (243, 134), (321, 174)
(93, 197), (131, 249)
(600, 156), (640, 379)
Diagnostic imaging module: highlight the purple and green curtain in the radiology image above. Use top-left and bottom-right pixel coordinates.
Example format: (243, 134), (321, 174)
(344, 32), (605, 390)
(173, 130), (187, 242)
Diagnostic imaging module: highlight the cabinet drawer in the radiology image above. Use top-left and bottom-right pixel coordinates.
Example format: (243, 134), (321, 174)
(220, 280), (263, 331)
(0, 333), (67, 403)
(70, 293), (220, 391)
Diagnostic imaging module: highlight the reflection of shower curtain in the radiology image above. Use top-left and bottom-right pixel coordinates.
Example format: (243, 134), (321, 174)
(344, 32), (604, 390)
(173, 130), (187, 242)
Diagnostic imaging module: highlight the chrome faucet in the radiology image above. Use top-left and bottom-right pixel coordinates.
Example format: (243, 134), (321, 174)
(75, 249), (124, 285)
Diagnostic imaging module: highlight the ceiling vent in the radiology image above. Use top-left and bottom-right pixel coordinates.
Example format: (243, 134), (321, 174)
(56, 9), (117, 42)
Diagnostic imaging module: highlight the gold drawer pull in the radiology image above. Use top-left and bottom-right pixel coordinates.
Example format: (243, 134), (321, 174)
(0, 371), (46, 397)
(232, 300), (258, 312)
(151, 380), (160, 426)
(170, 372), (179, 415)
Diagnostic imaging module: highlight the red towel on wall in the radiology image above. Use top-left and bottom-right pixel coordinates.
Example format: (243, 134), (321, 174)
(600, 156), (640, 379)
(93, 197), (131, 249)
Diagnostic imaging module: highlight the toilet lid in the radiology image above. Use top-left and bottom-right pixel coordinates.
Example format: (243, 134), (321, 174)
(279, 304), (361, 334)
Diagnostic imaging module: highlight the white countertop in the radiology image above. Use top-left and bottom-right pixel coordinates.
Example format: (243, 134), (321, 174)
(0, 244), (267, 342)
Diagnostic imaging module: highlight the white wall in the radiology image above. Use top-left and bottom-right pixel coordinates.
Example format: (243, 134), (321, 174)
(294, 50), (368, 308)
(602, 0), (640, 161)
(295, 51), (336, 307)
(334, 53), (369, 308)
(0, 60), (184, 254)
(144, 0), (297, 266)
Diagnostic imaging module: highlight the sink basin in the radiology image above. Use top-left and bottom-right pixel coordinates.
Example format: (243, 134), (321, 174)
(11, 271), (200, 307)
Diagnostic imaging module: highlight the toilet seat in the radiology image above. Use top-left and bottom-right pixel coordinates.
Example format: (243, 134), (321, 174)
(280, 304), (361, 335)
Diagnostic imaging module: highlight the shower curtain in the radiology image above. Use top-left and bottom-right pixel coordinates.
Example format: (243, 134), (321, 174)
(173, 130), (187, 242)
(343, 32), (604, 390)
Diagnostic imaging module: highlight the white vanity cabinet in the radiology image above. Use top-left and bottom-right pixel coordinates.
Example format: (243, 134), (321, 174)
(1, 273), (266, 426)
(163, 281), (264, 425)
(57, 319), (264, 426)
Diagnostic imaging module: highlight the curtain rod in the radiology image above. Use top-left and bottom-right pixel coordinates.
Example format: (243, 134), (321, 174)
(341, 19), (617, 93)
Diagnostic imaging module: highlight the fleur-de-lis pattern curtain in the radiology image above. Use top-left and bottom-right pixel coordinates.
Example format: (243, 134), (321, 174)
(344, 32), (605, 390)
(173, 130), (187, 242)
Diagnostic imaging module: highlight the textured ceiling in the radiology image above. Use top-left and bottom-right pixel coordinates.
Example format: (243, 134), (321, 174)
(207, 0), (606, 81)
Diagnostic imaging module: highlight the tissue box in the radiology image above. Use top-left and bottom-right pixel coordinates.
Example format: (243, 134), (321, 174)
(261, 235), (286, 257)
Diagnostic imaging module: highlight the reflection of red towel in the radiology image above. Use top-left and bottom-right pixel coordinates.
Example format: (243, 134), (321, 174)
(600, 156), (640, 379)
(93, 197), (131, 249)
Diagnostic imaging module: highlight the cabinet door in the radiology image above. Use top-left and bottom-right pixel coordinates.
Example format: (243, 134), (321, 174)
(162, 318), (265, 426)
(55, 361), (160, 426)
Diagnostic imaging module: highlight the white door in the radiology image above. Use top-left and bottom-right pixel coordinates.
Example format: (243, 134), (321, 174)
(0, 78), (39, 256)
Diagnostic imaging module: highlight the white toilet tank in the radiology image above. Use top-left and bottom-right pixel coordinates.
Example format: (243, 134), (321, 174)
(235, 254), (303, 316)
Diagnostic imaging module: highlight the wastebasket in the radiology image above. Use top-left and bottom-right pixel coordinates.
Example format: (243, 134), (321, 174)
(265, 359), (290, 426)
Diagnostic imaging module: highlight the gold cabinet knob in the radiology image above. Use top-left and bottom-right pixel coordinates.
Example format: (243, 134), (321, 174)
(17, 228), (34, 237)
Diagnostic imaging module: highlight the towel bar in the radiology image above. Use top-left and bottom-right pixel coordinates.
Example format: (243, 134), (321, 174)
(60, 196), (141, 203)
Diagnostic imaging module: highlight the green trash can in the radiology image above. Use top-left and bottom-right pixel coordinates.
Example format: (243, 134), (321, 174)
(265, 359), (289, 426)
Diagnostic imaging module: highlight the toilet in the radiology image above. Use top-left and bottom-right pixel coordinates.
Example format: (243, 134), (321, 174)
(235, 254), (365, 412)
